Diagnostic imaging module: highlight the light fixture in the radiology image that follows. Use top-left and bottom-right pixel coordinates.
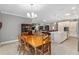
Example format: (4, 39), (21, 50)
(26, 4), (38, 18)
(27, 12), (31, 18)
(27, 12), (38, 18)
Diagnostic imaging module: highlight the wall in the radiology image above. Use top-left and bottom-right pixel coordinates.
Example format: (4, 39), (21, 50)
(78, 20), (79, 38)
(0, 13), (31, 42)
(58, 21), (78, 37)
(78, 20), (79, 51)
(0, 13), (2, 39)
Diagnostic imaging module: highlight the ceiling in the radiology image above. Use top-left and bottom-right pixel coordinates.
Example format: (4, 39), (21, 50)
(0, 4), (79, 24)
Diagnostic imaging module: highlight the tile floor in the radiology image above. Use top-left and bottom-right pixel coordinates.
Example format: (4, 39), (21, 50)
(0, 37), (78, 55)
(52, 37), (78, 55)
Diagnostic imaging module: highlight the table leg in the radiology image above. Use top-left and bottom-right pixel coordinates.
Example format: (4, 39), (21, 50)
(34, 48), (37, 55)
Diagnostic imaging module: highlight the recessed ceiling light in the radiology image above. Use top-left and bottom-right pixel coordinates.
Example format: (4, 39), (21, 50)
(65, 13), (71, 16)
(71, 6), (76, 10)
(43, 20), (46, 22)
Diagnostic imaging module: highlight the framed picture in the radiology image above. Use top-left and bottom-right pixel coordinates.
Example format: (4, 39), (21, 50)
(0, 22), (2, 29)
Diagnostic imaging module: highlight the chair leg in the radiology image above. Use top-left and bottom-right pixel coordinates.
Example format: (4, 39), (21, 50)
(22, 47), (26, 55)
(17, 45), (20, 51)
(18, 45), (24, 55)
(19, 46), (22, 54)
(48, 43), (51, 55)
(17, 45), (21, 54)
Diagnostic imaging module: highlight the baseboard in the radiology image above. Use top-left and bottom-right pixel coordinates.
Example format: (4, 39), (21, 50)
(59, 36), (78, 44)
(68, 36), (79, 39)
(0, 40), (18, 45)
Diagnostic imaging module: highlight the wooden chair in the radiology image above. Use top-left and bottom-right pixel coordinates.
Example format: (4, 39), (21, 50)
(18, 33), (35, 55)
(36, 33), (51, 55)
(36, 42), (51, 55)
(17, 35), (29, 55)
(26, 43), (35, 55)
(21, 32), (28, 36)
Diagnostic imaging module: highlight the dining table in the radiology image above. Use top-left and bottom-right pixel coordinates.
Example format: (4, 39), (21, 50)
(21, 35), (51, 55)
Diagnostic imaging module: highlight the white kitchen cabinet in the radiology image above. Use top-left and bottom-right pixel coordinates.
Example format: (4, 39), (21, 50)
(50, 31), (67, 43)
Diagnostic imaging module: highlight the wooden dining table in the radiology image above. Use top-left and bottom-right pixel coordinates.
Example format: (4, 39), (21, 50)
(21, 35), (51, 54)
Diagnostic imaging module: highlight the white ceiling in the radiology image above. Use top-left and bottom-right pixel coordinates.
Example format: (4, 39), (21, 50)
(0, 4), (79, 23)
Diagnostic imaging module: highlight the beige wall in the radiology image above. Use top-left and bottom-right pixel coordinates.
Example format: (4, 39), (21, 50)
(0, 13), (32, 42)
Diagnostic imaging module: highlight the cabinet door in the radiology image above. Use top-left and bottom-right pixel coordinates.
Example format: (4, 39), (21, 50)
(45, 25), (49, 31)
(21, 24), (32, 32)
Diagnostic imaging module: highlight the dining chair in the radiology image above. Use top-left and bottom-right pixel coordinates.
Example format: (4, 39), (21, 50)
(36, 33), (51, 55)
(21, 32), (28, 36)
(24, 35), (35, 55)
(17, 34), (29, 55)
(36, 42), (51, 55)
(18, 33), (35, 55)
(26, 43), (35, 55)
